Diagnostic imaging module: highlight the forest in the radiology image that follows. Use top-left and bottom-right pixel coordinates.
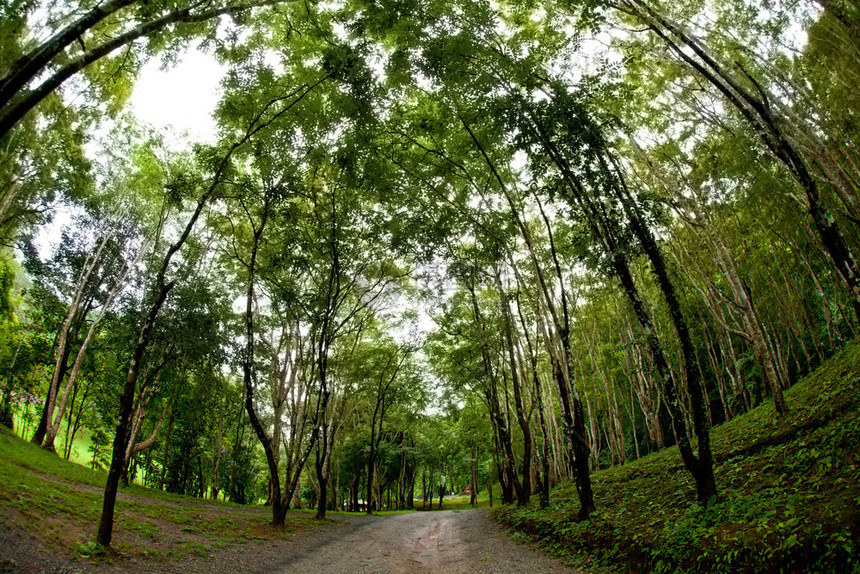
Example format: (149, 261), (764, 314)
(0, 0), (858, 572)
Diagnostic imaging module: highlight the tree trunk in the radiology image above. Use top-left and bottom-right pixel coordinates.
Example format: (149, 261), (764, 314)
(493, 266), (532, 506)
(96, 119), (235, 546)
(96, 283), (172, 546)
(159, 408), (176, 491)
(241, 195), (288, 524)
(45, 244), (137, 452)
(37, 238), (107, 449)
(0, 0), (285, 140)
(621, 0), (860, 321)
(437, 463), (445, 510)
(0, 0), (136, 110)
(604, 156), (718, 501)
(314, 410), (333, 520)
(470, 441), (479, 506)
(523, 102), (717, 503)
(462, 277), (522, 506)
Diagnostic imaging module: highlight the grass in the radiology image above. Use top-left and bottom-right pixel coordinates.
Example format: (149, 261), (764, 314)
(0, 427), (323, 566)
(12, 408), (152, 482)
(415, 492), (492, 511)
(13, 406), (102, 469)
(496, 337), (860, 573)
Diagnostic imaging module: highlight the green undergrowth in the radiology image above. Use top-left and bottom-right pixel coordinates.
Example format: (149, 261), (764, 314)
(0, 428), (323, 564)
(496, 338), (860, 573)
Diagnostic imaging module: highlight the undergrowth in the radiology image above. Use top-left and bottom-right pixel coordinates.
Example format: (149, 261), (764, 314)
(497, 338), (860, 573)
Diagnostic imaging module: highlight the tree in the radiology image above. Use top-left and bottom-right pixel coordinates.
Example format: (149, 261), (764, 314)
(0, 0), (290, 140)
(95, 83), (296, 544)
(363, 339), (414, 514)
(608, 0), (860, 321)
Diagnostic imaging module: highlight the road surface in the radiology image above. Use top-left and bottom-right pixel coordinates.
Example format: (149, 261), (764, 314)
(274, 509), (577, 574)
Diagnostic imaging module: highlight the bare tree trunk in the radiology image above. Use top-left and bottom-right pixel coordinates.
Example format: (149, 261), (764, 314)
(313, 405), (333, 520)
(96, 98), (256, 545)
(37, 237), (107, 448)
(0, 0), (286, 140)
(241, 195), (288, 525)
(457, 270), (521, 507)
(515, 294), (552, 508)
(46, 247), (138, 451)
(159, 408), (176, 491)
(211, 412), (224, 500)
(122, 390), (170, 485)
(97, 281), (172, 546)
(493, 265), (531, 506)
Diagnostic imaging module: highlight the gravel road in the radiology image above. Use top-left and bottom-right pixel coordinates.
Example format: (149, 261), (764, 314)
(270, 509), (576, 574)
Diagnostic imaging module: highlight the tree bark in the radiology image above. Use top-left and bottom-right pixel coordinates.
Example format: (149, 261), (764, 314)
(463, 277), (521, 505)
(95, 96), (251, 544)
(45, 244), (138, 451)
(241, 194), (289, 525)
(0, 0), (136, 108)
(96, 281), (172, 546)
(36, 237), (107, 448)
(493, 266), (532, 506)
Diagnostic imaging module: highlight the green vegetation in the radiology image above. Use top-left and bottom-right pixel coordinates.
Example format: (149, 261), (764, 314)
(0, 426), (321, 562)
(417, 492), (492, 511)
(1, 0), (859, 567)
(12, 410), (97, 468)
(496, 339), (860, 573)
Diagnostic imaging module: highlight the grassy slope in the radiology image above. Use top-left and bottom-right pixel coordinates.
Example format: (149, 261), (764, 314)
(0, 425), (490, 565)
(497, 338), (860, 573)
(0, 428), (325, 563)
(12, 409), (97, 468)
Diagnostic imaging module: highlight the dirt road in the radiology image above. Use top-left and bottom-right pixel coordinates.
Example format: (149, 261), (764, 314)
(0, 508), (577, 574)
(272, 509), (576, 574)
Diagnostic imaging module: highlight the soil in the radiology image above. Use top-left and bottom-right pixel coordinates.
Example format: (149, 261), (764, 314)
(1, 513), (73, 574)
(0, 509), (578, 574)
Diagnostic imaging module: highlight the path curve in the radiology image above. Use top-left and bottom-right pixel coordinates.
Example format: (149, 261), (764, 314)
(272, 509), (577, 574)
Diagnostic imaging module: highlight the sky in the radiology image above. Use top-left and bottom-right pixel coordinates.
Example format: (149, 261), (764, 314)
(124, 44), (441, 342)
(129, 46), (226, 143)
(35, 47), (223, 259)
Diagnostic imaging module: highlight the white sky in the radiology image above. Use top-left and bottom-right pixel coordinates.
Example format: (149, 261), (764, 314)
(36, 47), (224, 259)
(130, 46), (226, 143)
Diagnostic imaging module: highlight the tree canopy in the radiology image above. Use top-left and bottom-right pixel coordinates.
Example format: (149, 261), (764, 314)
(0, 0), (858, 566)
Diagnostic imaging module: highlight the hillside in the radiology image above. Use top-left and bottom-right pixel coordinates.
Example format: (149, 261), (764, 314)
(0, 427), (332, 572)
(496, 339), (860, 572)
(0, 424), (487, 573)
(2, 340), (859, 573)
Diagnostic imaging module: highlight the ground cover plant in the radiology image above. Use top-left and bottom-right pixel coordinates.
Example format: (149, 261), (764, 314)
(496, 338), (860, 573)
(0, 428), (324, 566)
